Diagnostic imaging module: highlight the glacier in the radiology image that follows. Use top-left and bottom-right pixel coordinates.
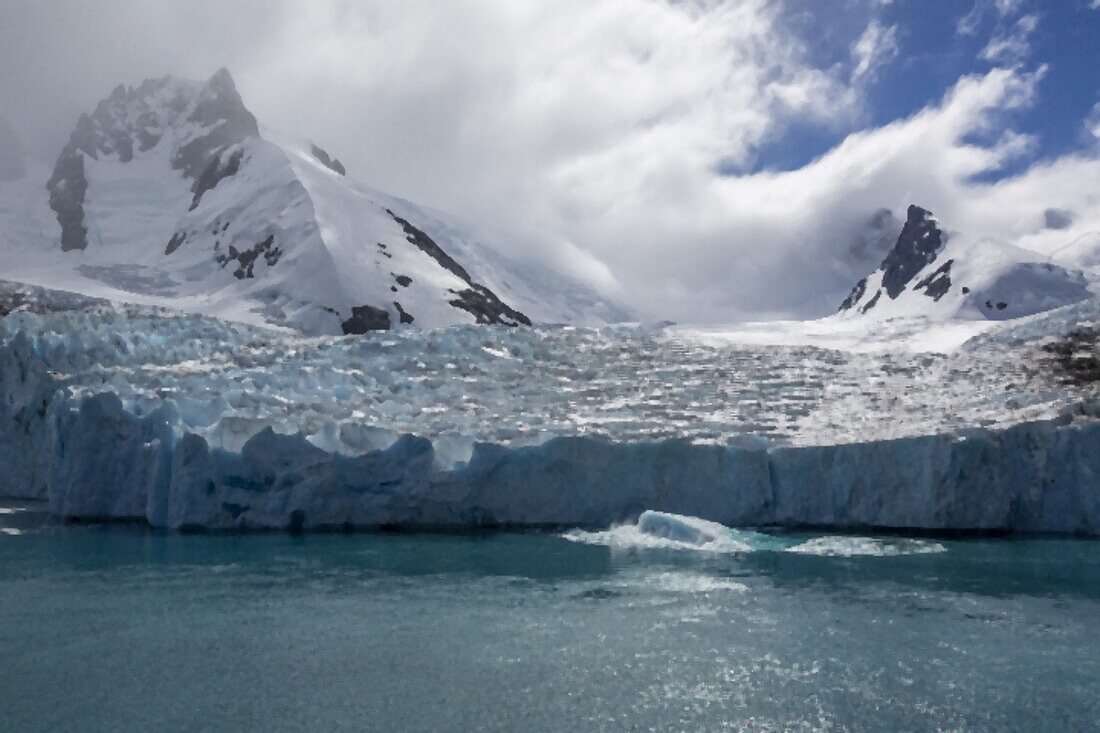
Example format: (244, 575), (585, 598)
(1, 281), (1098, 533)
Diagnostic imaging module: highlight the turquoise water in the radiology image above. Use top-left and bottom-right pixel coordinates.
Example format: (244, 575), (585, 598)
(2, 508), (1100, 731)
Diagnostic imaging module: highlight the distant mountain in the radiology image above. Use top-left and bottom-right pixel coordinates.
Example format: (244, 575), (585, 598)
(838, 205), (1091, 320)
(11, 69), (625, 334)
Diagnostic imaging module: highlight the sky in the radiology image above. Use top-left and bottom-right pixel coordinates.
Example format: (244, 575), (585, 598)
(1, 0), (1099, 321)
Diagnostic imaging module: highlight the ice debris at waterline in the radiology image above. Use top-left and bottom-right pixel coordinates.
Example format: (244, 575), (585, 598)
(562, 512), (947, 556)
(0, 283), (1099, 532)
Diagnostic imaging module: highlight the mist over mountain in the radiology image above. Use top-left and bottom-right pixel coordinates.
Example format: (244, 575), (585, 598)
(0, 117), (26, 182)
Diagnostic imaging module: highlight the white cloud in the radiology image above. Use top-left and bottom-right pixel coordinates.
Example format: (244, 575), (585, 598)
(958, 0), (1027, 36)
(957, 2), (986, 35)
(1086, 102), (1100, 141)
(851, 20), (899, 83)
(3, 0), (1100, 322)
(994, 0), (1025, 16)
(229, 0), (864, 308)
(979, 13), (1039, 65)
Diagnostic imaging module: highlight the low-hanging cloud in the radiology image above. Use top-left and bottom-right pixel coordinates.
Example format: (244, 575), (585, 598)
(1, 0), (1098, 322)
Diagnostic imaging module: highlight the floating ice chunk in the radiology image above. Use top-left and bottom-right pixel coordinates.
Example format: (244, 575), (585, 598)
(637, 510), (726, 546)
(564, 511), (759, 553)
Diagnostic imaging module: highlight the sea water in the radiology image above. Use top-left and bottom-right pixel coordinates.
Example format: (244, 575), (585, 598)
(1, 505), (1099, 731)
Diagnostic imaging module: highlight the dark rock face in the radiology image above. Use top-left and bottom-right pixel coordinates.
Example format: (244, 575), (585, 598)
(171, 68), (259, 181)
(388, 209), (474, 283)
(190, 147), (243, 210)
(47, 69), (259, 253)
(447, 286), (530, 326)
(310, 143), (346, 176)
(861, 289), (881, 314)
(393, 301), (414, 324)
(880, 205), (944, 299)
(912, 259), (953, 301)
(395, 274), (412, 287)
(838, 277), (866, 312)
(215, 235), (280, 279)
(341, 305), (391, 333)
(47, 146), (90, 251)
(165, 231), (186, 255)
(839, 204), (947, 313)
(386, 209), (530, 326)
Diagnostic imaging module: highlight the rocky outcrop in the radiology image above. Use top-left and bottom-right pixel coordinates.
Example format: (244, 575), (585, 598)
(171, 68), (259, 181)
(912, 259), (953, 301)
(341, 304), (392, 333)
(46, 143), (90, 251)
(387, 209), (530, 326)
(190, 147), (244, 210)
(840, 205), (944, 312)
(47, 70), (260, 253)
(310, 143), (346, 176)
(879, 205), (944, 298)
(215, 235), (280, 279)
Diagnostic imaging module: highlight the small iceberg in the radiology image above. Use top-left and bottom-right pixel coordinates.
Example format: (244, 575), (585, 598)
(636, 510), (732, 546)
(563, 510), (764, 553)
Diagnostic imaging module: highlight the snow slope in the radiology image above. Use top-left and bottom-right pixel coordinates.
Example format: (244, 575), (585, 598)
(838, 205), (1091, 321)
(0, 70), (624, 333)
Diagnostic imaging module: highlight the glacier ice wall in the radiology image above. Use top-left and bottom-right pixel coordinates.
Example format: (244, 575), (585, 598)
(2, 328), (1099, 533)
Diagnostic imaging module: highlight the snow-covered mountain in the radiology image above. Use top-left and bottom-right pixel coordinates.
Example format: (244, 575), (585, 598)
(4, 69), (625, 333)
(838, 204), (1092, 320)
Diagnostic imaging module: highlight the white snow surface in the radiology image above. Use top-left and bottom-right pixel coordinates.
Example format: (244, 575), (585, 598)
(0, 280), (1097, 533)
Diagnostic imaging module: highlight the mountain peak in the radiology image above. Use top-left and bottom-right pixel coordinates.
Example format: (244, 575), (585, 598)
(47, 71), (260, 251)
(206, 67), (237, 91)
(838, 204), (1089, 320)
(880, 205), (943, 299)
(905, 204), (931, 223)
